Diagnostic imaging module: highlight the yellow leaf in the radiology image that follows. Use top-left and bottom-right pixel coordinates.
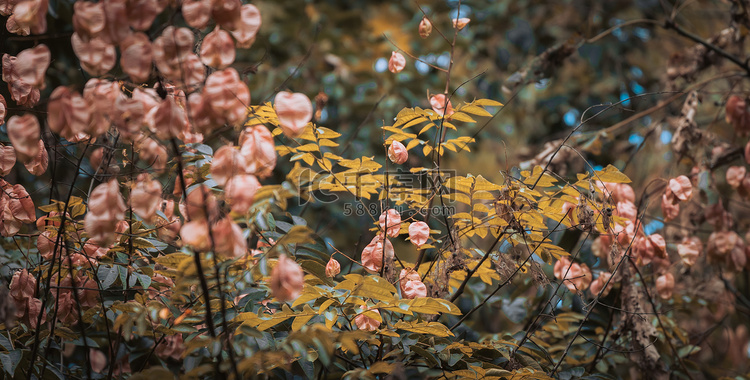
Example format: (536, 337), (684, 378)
(318, 139), (339, 147)
(596, 164), (631, 184)
(473, 99), (503, 107)
(406, 139), (421, 150)
(394, 321), (454, 337)
(296, 143), (320, 152)
(449, 112), (476, 123)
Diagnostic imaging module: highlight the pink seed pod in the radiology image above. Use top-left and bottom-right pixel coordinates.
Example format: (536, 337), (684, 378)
(388, 51), (405, 73)
(269, 254), (305, 302)
(275, 91), (313, 138)
(325, 257), (341, 277)
(408, 221), (429, 247)
(388, 140), (408, 164)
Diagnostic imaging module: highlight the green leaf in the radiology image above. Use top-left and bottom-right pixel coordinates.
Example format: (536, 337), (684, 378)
(97, 265), (118, 289)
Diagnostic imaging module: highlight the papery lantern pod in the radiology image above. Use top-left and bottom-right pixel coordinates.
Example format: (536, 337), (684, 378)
(274, 91), (313, 138)
(4, 184), (34, 223)
(132, 87), (160, 113)
(182, 0), (211, 29)
(101, 0), (131, 44)
(224, 174), (260, 214)
(408, 221), (429, 247)
(667, 175), (692, 202)
(418, 17), (431, 38)
(88, 180), (126, 222)
(19, 297), (45, 328)
(1, 208), (22, 237)
(135, 137), (167, 173)
(325, 257), (340, 277)
(152, 26), (195, 78)
(200, 27), (235, 69)
(269, 254), (305, 302)
(83, 78), (120, 136)
(82, 239), (109, 259)
(399, 268), (427, 299)
(354, 307), (381, 331)
(187, 92), (219, 133)
(614, 201), (637, 222)
(0, 145), (16, 176)
(452, 17), (470, 30)
(155, 201), (180, 242)
(9, 0), (47, 35)
(597, 182), (636, 203)
(36, 211), (68, 230)
(84, 212), (120, 245)
(553, 257), (590, 292)
(678, 236), (702, 266)
(401, 278), (427, 299)
(180, 128), (204, 144)
(0, 94), (6, 124)
(71, 32), (117, 76)
(388, 140), (408, 164)
(388, 51), (405, 73)
(23, 139), (47, 176)
(47, 86), (91, 142)
(7, 13), (31, 36)
(0, 0), (16, 15)
(379, 209), (401, 238)
(360, 235), (394, 273)
(72, 1), (105, 38)
(174, 53), (206, 91)
(211, 217), (247, 258)
(727, 166), (747, 188)
(184, 184), (219, 222)
(174, 166), (197, 197)
(661, 192), (680, 221)
(239, 124), (276, 178)
(111, 95), (145, 142)
(130, 174), (162, 222)
(155, 334), (185, 361)
(2, 44), (49, 106)
(56, 289), (79, 324)
(9, 269), (36, 301)
(149, 95), (189, 140)
(429, 94), (454, 117)
(633, 236), (655, 265)
(210, 146), (248, 186)
(589, 272), (613, 297)
(705, 201), (733, 230)
(726, 95), (750, 136)
(399, 268), (420, 285)
(89, 349), (107, 374)
(614, 219), (639, 246)
(36, 230), (63, 260)
(126, 0), (167, 31)
(180, 219), (210, 251)
(204, 68), (250, 126)
(7, 114), (40, 158)
(231, 4), (261, 48)
(211, 0), (241, 30)
(655, 272), (675, 299)
(120, 32), (153, 83)
(707, 231), (743, 269)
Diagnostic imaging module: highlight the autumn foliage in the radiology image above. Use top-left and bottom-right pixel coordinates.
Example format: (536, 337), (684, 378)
(1, 1), (750, 379)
